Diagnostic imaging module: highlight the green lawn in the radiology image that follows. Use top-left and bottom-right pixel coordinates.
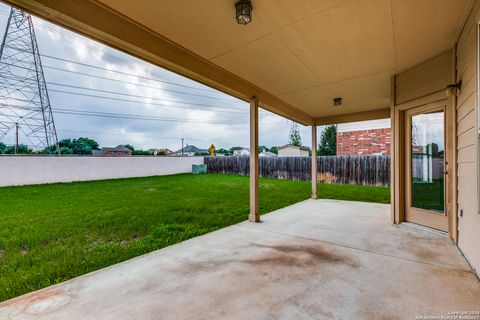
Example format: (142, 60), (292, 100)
(412, 180), (445, 212)
(0, 173), (390, 301)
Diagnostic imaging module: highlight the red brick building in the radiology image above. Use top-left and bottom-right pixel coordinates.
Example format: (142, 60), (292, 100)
(336, 119), (391, 156)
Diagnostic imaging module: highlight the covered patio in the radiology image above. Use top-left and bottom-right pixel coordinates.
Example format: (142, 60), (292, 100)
(1, 0), (480, 317)
(1, 199), (478, 319)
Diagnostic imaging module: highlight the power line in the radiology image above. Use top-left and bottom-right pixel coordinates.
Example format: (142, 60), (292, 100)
(3, 44), (232, 96)
(42, 64), (240, 103)
(1, 104), (248, 125)
(28, 23), (244, 107)
(48, 88), (246, 114)
(0, 97), (233, 118)
(47, 82), (245, 112)
(2, 72), (246, 113)
(54, 110), (286, 126)
(2, 60), (242, 104)
(1, 102), (289, 126)
(55, 129), (236, 143)
(53, 109), (248, 124)
(44, 65), (241, 103)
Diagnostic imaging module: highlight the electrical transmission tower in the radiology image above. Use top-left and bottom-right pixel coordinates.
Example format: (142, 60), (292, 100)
(0, 8), (59, 154)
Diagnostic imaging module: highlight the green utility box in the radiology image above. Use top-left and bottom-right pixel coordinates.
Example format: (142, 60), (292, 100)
(192, 164), (207, 174)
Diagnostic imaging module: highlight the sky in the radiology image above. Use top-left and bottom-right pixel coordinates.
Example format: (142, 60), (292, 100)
(0, 3), (314, 152)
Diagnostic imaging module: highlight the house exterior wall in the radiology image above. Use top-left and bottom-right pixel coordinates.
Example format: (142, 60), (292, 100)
(233, 149), (250, 156)
(392, 49), (456, 239)
(337, 128), (391, 155)
(455, 1), (480, 275)
(0, 156), (204, 187)
(278, 147), (309, 157)
(392, 13), (480, 275)
(101, 151), (132, 157)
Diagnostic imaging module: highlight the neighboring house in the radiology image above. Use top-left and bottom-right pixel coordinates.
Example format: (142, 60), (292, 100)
(148, 148), (174, 156)
(336, 119), (391, 156)
(233, 148), (250, 156)
(158, 148), (174, 156)
(259, 150), (277, 157)
(175, 145), (208, 156)
(278, 144), (309, 157)
(92, 145), (132, 157)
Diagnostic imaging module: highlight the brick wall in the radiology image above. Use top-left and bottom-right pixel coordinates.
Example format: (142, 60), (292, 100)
(336, 128), (391, 155)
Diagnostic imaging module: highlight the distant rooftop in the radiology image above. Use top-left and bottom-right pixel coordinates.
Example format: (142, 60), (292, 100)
(175, 145), (208, 154)
(278, 144), (310, 151)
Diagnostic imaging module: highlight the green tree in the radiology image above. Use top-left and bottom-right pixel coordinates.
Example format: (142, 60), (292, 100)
(71, 137), (99, 155)
(318, 125), (337, 156)
(60, 147), (73, 155)
(56, 138), (73, 154)
(19, 144), (33, 154)
(58, 138), (73, 148)
(45, 137), (99, 155)
(258, 145), (269, 153)
(0, 142), (6, 154)
(133, 150), (151, 156)
(289, 123), (302, 147)
(2, 144), (33, 154)
(269, 146), (278, 155)
(3, 146), (15, 154)
(123, 144), (135, 152)
(216, 148), (231, 156)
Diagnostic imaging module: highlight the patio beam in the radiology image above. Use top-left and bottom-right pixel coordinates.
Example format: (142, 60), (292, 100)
(314, 108), (391, 126)
(311, 125), (318, 199)
(249, 97), (260, 222)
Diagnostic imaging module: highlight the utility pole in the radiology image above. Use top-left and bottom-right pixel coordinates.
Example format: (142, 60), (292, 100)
(181, 138), (184, 156)
(15, 122), (18, 154)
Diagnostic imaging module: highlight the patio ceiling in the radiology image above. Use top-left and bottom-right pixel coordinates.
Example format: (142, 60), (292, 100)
(2, 0), (473, 125)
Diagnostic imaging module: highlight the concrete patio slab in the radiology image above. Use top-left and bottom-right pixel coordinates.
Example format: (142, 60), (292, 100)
(1, 199), (479, 320)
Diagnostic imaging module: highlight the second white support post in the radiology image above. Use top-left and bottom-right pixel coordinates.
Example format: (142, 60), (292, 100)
(249, 97), (260, 222)
(311, 125), (318, 199)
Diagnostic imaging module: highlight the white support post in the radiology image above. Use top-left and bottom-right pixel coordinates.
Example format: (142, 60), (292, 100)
(249, 97), (260, 222)
(311, 125), (318, 199)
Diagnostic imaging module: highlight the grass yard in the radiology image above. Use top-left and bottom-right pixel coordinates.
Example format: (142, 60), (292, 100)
(412, 180), (445, 212)
(0, 173), (390, 301)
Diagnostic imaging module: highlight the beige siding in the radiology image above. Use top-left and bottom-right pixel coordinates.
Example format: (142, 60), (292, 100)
(458, 127), (476, 149)
(458, 110), (476, 135)
(456, 1), (480, 275)
(457, 93), (475, 121)
(395, 50), (453, 104)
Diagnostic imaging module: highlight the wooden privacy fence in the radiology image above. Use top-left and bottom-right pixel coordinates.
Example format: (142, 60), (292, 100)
(204, 155), (390, 187)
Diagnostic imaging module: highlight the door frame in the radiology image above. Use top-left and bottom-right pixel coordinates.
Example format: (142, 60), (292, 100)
(391, 48), (458, 242)
(404, 102), (449, 232)
(391, 91), (457, 241)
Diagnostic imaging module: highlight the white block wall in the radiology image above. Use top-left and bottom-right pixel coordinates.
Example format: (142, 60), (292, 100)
(0, 156), (204, 187)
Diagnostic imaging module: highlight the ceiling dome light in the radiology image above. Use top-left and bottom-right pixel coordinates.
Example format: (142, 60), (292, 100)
(235, 0), (253, 25)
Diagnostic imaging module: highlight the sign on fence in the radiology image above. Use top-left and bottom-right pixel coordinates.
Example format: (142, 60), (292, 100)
(204, 155), (390, 187)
